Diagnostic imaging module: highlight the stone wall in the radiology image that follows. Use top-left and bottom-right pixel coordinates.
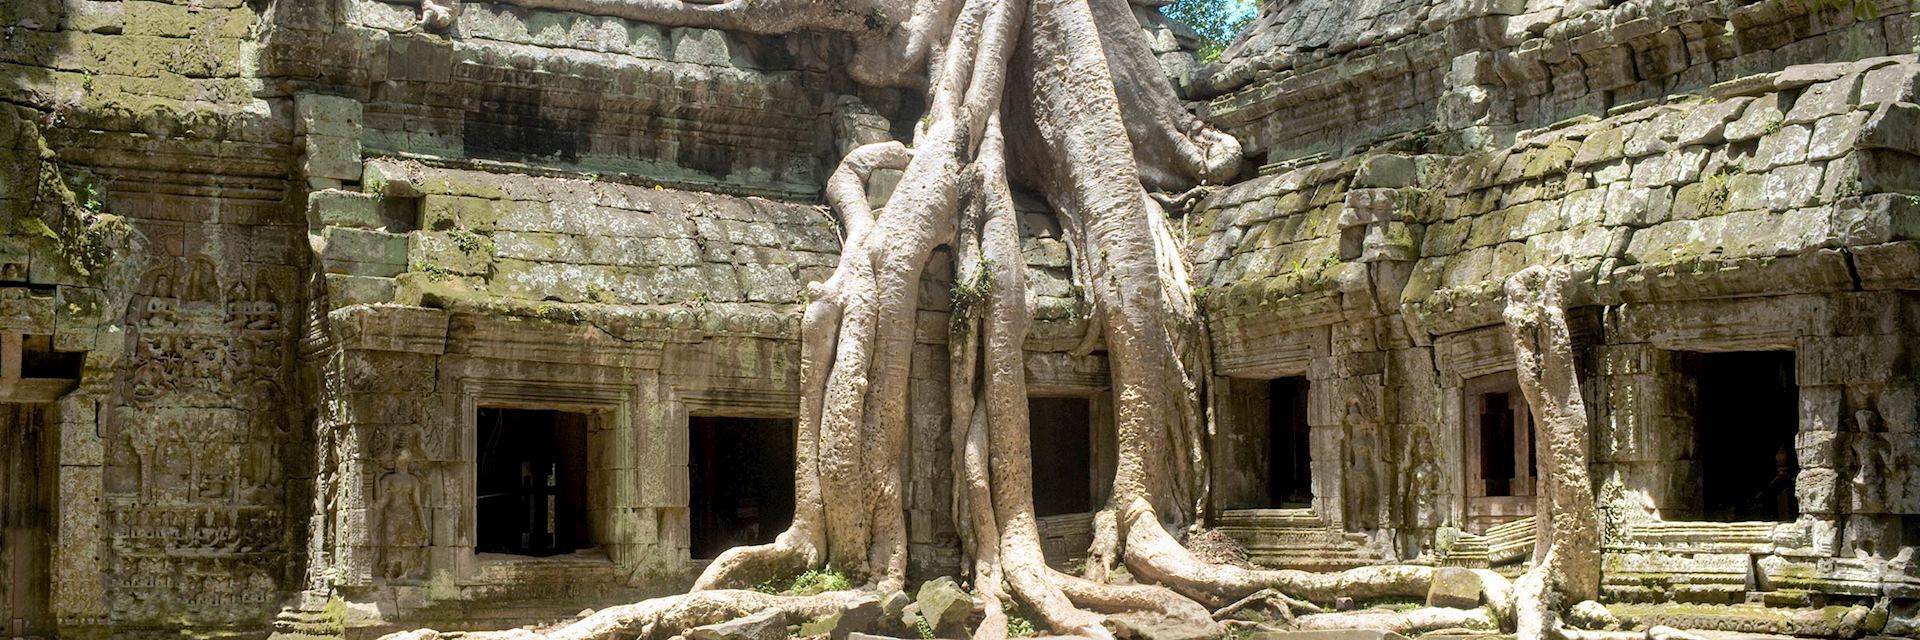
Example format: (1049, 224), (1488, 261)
(3, 2), (311, 636)
(1191, 3), (1920, 624)
(263, 0), (886, 199)
(1202, 0), (1918, 165)
(5, 0), (1919, 636)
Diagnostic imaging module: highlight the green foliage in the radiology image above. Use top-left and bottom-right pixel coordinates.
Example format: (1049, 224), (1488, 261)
(914, 616), (936, 639)
(447, 228), (489, 254)
(317, 596), (349, 635)
(412, 260), (457, 282)
(1160, 0), (1256, 62)
(1005, 615), (1036, 638)
(755, 568), (853, 596)
(947, 254), (996, 332)
(1701, 168), (1739, 216)
(20, 157), (127, 279)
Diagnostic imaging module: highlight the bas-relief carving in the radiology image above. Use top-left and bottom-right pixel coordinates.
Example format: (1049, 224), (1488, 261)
(100, 251), (300, 622)
(1848, 409), (1890, 513)
(1406, 431), (1444, 529)
(376, 438), (431, 584)
(1341, 398), (1382, 531)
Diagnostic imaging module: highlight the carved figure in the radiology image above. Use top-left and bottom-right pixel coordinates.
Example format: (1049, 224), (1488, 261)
(1851, 409), (1889, 512)
(376, 446), (430, 583)
(106, 434), (144, 496)
(1409, 434), (1444, 529)
(184, 256), (219, 302)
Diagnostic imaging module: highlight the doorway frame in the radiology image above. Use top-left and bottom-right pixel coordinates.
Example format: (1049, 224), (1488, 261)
(456, 377), (631, 581)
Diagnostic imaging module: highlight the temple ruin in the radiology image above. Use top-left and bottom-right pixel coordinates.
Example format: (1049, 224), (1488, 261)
(1, 0), (1918, 638)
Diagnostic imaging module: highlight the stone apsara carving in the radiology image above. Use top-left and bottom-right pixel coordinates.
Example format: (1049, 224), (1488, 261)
(376, 442), (431, 583)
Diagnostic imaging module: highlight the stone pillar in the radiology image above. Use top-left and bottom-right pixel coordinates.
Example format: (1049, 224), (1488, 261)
(1591, 343), (1699, 520)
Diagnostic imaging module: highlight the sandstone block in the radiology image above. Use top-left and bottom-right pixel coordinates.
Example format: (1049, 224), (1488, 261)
(303, 133), (363, 182)
(1575, 126), (1627, 166)
(321, 227), (408, 277)
(295, 94), (363, 138)
(1672, 97), (1751, 147)
(915, 576), (971, 637)
(308, 189), (384, 230)
(1830, 194), (1920, 245)
(1809, 111), (1868, 161)
(1860, 64), (1919, 108)
(1760, 164), (1823, 211)
(1858, 102), (1920, 155)
(1784, 75), (1863, 125)
(672, 28), (733, 66)
(388, 33), (452, 83)
(1755, 124), (1812, 170)
(1354, 155), (1417, 188)
(62, 0), (125, 34)
(1797, 467), (1841, 514)
(1726, 94), (1786, 142)
(325, 274), (396, 307)
(1426, 566), (1483, 609)
(1855, 149), (1920, 195)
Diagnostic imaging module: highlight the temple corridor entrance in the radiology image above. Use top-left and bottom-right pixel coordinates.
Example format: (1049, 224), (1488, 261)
(1, 404), (52, 640)
(688, 416), (795, 560)
(1266, 378), (1313, 508)
(1028, 396), (1095, 517)
(1692, 351), (1799, 522)
(476, 408), (592, 557)
(1464, 372), (1536, 532)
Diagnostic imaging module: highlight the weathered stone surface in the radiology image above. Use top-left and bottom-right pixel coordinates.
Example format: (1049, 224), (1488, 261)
(15, 0), (1920, 636)
(1425, 567), (1483, 609)
(688, 609), (789, 640)
(915, 576), (972, 637)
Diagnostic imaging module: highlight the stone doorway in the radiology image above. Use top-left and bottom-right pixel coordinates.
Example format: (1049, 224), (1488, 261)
(1463, 372), (1536, 533)
(0, 404), (52, 640)
(1689, 350), (1799, 522)
(1265, 378), (1313, 508)
(475, 408), (592, 557)
(1212, 376), (1315, 511)
(688, 416), (795, 560)
(1028, 396), (1094, 518)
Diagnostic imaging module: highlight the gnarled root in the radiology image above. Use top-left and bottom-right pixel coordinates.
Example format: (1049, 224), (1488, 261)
(379, 590), (878, 640)
(1294, 607), (1498, 635)
(1118, 498), (1432, 609)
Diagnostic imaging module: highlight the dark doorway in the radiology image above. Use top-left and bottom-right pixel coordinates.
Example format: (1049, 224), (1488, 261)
(1, 404), (53, 640)
(1475, 391), (1536, 497)
(1463, 373), (1537, 532)
(1695, 351), (1798, 522)
(1029, 397), (1094, 517)
(1267, 378), (1313, 507)
(476, 408), (591, 556)
(689, 417), (795, 560)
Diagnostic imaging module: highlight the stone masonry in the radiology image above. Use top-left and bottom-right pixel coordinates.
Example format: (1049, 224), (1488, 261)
(0, 0), (1917, 638)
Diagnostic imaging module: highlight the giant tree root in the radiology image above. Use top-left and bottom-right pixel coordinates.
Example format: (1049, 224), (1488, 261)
(377, 591), (878, 640)
(1294, 607), (1499, 634)
(1118, 498), (1433, 609)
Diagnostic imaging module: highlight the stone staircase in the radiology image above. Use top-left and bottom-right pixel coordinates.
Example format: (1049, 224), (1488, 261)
(1215, 509), (1389, 572)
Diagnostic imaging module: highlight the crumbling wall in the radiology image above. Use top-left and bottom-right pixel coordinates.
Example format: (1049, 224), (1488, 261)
(1201, 0), (1918, 165)
(1192, 8), (1920, 628)
(0, 2), (312, 636)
